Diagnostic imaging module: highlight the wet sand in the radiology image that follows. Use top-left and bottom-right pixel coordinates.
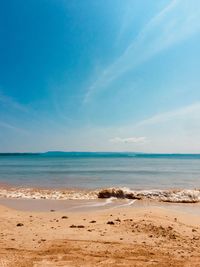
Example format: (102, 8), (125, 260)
(1, 200), (200, 266)
(0, 198), (138, 212)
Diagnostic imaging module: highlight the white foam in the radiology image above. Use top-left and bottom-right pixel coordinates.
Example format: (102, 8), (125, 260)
(68, 198), (115, 210)
(97, 188), (200, 203)
(1, 187), (200, 203)
(110, 199), (136, 209)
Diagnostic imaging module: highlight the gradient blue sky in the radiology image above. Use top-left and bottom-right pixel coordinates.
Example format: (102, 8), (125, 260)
(1, 0), (200, 153)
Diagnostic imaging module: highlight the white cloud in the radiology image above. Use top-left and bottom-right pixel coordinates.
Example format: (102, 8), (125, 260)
(110, 136), (147, 144)
(84, 0), (200, 103)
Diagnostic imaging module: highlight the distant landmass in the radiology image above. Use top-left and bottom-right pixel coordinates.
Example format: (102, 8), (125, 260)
(0, 151), (200, 159)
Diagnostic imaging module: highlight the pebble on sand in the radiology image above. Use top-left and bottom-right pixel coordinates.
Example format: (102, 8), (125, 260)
(16, 223), (24, 227)
(107, 221), (115, 225)
(61, 216), (68, 219)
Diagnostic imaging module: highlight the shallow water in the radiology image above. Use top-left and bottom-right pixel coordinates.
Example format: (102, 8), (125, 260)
(0, 153), (200, 190)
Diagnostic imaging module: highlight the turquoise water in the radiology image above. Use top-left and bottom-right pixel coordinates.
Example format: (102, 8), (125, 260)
(0, 153), (200, 189)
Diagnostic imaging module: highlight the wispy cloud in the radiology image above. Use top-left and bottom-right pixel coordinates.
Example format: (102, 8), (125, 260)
(0, 91), (28, 113)
(0, 121), (28, 134)
(110, 136), (147, 144)
(136, 102), (200, 127)
(84, 0), (200, 103)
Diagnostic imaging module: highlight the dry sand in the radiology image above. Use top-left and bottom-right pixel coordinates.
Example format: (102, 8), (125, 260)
(0, 201), (200, 266)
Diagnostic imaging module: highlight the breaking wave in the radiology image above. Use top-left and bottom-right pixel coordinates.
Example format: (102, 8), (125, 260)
(0, 186), (200, 203)
(97, 188), (200, 203)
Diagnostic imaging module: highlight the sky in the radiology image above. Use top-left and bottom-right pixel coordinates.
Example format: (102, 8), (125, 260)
(1, 0), (200, 153)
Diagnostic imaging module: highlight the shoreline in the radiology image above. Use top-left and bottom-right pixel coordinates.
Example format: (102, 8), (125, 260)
(1, 185), (200, 203)
(0, 197), (200, 214)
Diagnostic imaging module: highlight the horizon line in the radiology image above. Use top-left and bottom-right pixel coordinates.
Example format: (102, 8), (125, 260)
(1, 151), (200, 155)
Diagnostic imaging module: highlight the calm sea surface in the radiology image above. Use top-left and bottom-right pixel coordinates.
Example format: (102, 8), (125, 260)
(0, 153), (200, 190)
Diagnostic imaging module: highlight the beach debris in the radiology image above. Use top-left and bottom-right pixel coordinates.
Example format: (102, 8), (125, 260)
(16, 223), (24, 227)
(124, 219), (133, 222)
(77, 225), (85, 228)
(107, 221), (115, 225)
(61, 216), (68, 219)
(89, 220), (96, 223)
(70, 224), (85, 228)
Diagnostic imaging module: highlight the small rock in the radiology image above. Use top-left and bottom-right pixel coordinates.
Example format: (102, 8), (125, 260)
(77, 225), (85, 228)
(69, 224), (85, 228)
(107, 221), (115, 225)
(16, 223), (24, 227)
(89, 220), (96, 223)
(61, 216), (68, 219)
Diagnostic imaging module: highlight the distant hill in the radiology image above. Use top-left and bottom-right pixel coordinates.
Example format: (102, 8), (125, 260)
(0, 151), (200, 159)
(42, 151), (140, 157)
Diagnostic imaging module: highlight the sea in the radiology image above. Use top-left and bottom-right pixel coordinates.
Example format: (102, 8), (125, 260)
(0, 152), (200, 190)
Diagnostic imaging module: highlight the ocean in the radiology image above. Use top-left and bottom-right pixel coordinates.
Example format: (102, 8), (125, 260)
(0, 152), (200, 190)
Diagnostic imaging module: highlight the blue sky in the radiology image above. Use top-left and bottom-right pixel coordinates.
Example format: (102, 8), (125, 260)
(1, 0), (200, 152)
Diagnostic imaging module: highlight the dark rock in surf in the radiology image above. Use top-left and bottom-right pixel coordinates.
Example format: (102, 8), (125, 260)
(98, 188), (141, 200)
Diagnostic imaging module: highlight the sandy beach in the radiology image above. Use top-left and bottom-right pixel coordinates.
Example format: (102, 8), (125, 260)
(1, 0), (200, 265)
(1, 200), (200, 267)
